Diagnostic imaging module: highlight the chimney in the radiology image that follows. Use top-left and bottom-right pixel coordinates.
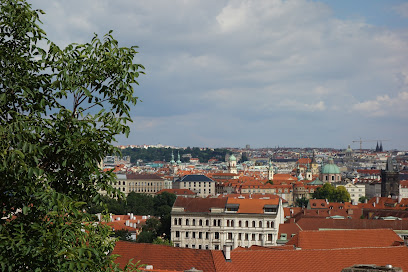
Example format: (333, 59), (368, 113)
(130, 213), (134, 220)
(223, 245), (231, 261)
(376, 196), (379, 204)
(398, 195), (402, 204)
(96, 213), (101, 221)
(326, 199), (329, 204)
(126, 220), (130, 227)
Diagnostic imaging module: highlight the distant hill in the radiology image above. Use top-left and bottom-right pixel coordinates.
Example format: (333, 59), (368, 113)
(120, 147), (230, 164)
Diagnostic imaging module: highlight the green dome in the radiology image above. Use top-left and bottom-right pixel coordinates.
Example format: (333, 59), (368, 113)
(229, 155), (237, 161)
(322, 159), (340, 174)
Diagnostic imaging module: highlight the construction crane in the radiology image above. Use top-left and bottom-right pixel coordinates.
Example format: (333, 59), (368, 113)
(352, 138), (389, 152)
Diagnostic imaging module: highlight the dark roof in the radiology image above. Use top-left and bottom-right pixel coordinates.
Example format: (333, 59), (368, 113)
(297, 218), (408, 231)
(173, 197), (227, 213)
(126, 173), (162, 180)
(180, 174), (214, 182)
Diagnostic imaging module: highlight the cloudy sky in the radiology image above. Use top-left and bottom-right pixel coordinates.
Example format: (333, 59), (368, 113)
(31, 0), (408, 150)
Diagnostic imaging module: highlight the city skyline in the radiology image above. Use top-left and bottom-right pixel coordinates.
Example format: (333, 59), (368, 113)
(31, 0), (408, 150)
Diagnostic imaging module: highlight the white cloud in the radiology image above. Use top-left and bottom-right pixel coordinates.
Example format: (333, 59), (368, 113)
(352, 92), (408, 117)
(29, 0), (408, 148)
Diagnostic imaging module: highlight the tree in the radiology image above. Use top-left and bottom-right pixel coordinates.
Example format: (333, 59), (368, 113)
(312, 183), (351, 203)
(359, 196), (369, 203)
(295, 196), (309, 208)
(0, 0), (144, 270)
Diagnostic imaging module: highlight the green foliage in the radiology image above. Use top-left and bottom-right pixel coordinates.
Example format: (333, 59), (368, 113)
(153, 237), (173, 246)
(113, 229), (133, 242)
(0, 0), (144, 270)
(359, 195), (369, 203)
(295, 196), (309, 208)
(312, 183), (351, 203)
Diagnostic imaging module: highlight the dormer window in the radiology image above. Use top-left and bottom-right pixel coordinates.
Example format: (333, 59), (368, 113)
(226, 203), (239, 213)
(264, 205), (278, 214)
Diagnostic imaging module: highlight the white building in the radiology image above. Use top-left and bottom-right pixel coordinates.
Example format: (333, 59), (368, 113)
(171, 196), (284, 250)
(172, 174), (216, 198)
(334, 182), (366, 204)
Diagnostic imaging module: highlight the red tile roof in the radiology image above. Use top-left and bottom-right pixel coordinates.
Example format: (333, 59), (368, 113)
(173, 197), (227, 213)
(211, 246), (408, 272)
(112, 242), (216, 271)
(286, 229), (404, 249)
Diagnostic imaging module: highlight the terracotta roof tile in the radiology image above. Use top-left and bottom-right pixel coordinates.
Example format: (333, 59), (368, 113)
(113, 242), (216, 271)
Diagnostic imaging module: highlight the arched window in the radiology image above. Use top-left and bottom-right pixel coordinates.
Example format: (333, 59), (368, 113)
(199, 219), (203, 226)
(267, 221), (270, 228)
(259, 221), (262, 228)
(239, 221), (242, 227)
(231, 220), (234, 227)
(227, 220), (230, 227)
(252, 221), (256, 228)
(213, 219), (216, 226)
(186, 219), (189, 226)
(245, 221), (249, 228)
(174, 218), (177, 225)
(271, 221), (274, 228)
(192, 219), (196, 226)
(206, 220), (209, 226)
(178, 218), (182, 225)
(218, 219), (221, 226)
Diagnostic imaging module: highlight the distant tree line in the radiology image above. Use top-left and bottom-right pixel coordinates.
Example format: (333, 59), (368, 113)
(120, 147), (230, 164)
(88, 192), (177, 243)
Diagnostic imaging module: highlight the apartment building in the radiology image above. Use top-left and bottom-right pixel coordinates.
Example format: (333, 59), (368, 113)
(171, 196), (284, 250)
(173, 174), (216, 197)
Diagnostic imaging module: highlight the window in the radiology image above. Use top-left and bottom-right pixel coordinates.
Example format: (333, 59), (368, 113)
(192, 245), (195, 249)
(245, 221), (249, 228)
(186, 232), (189, 238)
(239, 221), (242, 227)
(205, 245), (209, 250)
(176, 231), (180, 238)
(199, 232), (202, 239)
(280, 233), (287, 240)
(228, 233), (233, 240)
(227, 220), (230, 227)
(193, 232), (196, 238)
(213, 219), (216, 226)
(245, 233), (249, 240)
(214, 245), (219, 250)
(259, 234), (263, 240)
(206, 232), (209, 239)
(268, 234), (273, 241)
(186, 219), (189, 226)
(267, 222), (270, 228)
(185, 244), (189, 248)
(252, 234), (256, 241)
(178, 218), (182, 225)
(215, 232), (219, 239)
(199, 219), (203, 226)
(238, 233), (242, 240)
(122, 187), (125, 191)
(252, 221), (256, 228)
(231, 220), (234, 227)
(174, 219), (177, 225)
(198, 245), (202, 249)
(259, 221), (262, 228)
(218, 219), (221, 226)
(206, 220), (209, 226)
(192, 219), (196, 226)
(175, 243), (180, 247)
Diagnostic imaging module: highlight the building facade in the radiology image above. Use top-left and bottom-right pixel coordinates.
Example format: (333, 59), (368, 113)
(173, 174), (216, 198)
(171, 196), (284, 250)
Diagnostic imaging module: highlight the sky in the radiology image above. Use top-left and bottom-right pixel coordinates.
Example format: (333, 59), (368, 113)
(30, 0), (408, 150)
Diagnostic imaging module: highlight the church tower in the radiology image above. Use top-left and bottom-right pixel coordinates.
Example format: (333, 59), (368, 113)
(268, 159), (274, 181)
(228, 154), (237, 174)
(381, 157), (399, 197)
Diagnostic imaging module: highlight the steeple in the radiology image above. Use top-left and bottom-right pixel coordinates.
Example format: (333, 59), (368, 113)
(380, 141), (383, 152)
(177, 152), (181, 165)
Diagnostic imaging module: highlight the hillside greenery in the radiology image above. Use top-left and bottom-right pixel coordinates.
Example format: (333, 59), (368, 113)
(121, 147), (230, 164)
